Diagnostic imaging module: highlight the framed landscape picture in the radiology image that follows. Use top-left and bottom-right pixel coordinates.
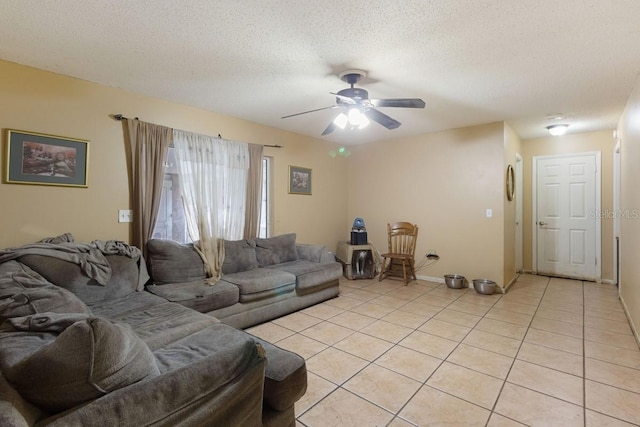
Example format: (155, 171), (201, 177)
(288, 165), (312, 195)
(5, 129), (89, 187)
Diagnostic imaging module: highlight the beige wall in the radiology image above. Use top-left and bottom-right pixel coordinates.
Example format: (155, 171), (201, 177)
(520, 130), (615, 281)
(346, 122), (507, 286)
(0, 60), (349, 249)
(503, 124), (522, 287)
(7, 58), (617, 296)
(617, 73), (640, 343)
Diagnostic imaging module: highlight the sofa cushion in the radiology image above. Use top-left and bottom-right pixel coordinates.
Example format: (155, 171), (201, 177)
(222, 269), (296, 303)
(295, 244), (329, 263)
(152, 323), (261, 373)
(5, 316), (160, 412)
(19, 254), (140, 304)
(106, 301), (220, 351)
(266, 260), (343, 292)
(146, 280), (239, 313)
(222, 239), (259, 274)
(146, 240), (206, 285)
(86, 290), (166, 318)
(255, 233), (298, 267)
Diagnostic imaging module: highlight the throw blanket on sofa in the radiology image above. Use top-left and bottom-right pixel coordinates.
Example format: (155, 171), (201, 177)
(1, 312), (92, 333)
(0, 238), (149, 288)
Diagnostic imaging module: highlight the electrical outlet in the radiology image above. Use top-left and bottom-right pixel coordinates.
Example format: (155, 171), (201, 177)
(118, 209), (133, 223)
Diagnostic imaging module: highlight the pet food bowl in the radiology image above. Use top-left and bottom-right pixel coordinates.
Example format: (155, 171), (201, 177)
(472, 279), (497, 295)
(444, 274), (467, 289)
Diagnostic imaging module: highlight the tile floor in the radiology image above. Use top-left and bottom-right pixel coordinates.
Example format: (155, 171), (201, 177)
(246, 275), (640, 426)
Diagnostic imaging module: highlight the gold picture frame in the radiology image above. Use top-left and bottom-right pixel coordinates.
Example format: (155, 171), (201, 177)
(288, 165), (312, 195)
(506, 164), (515, 201)
(4, 129), (89, 187)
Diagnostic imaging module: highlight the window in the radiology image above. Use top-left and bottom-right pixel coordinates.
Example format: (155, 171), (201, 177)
(153, 148), (272, 242)
(259, 156), (272, 238)
(152, 147), (189, 243)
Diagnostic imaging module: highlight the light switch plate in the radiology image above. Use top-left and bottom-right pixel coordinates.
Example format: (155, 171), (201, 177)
(118, 209), (133, 223)
(486, 209), (493, 218)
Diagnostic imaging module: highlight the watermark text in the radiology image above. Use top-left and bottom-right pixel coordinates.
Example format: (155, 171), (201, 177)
(589, 209), (640, 219)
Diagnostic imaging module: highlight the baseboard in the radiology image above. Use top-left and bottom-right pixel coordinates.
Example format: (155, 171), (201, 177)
(502, 274), (520, 293)
(600, 279), (615, 285)
(521, 269), (536, 275)
(619, 294), (640, 349)
(416, 275), (445, 284)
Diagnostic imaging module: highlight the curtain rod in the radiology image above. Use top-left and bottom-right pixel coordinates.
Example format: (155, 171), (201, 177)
(111, 113), (283, 148)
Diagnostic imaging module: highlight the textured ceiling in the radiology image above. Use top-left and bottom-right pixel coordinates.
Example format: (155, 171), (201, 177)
(1, 0), (640, 145)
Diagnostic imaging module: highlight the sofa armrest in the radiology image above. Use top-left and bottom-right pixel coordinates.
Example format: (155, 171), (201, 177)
(296, 244), (335, 264)
(249, 337), (307, 412)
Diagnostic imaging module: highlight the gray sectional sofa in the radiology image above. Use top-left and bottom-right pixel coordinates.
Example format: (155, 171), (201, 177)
(145, 233), (342, 329)
(0, 233), (340, 426)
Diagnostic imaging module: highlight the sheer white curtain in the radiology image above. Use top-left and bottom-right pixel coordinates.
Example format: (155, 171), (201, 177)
(173, 130), (249, 283)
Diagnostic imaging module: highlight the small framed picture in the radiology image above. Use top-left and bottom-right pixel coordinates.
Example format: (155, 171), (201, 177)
(4, 129), (89, 187)
(288, 165), (312, 195)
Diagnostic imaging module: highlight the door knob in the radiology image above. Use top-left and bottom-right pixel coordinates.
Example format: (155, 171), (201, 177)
(539, 221), (547, 226)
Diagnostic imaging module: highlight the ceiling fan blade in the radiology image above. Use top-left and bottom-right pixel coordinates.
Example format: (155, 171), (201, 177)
(365, 108), (401, 130)
(321, 121), (337, 136)
(370, 98), (426, 109)
(329, 92), (357, 105)
(281, 105), (337, 119)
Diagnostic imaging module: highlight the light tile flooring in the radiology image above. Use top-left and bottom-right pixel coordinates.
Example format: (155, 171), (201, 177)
(246, 275), (640, 426)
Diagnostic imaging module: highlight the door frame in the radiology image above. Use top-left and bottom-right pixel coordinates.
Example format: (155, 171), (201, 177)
(531, 151), (602, 281)
(613, 139), (621, 286)
(515, 153), (523, 273)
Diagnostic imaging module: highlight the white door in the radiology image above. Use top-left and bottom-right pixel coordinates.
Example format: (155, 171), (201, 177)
(534, 153), (599, 280)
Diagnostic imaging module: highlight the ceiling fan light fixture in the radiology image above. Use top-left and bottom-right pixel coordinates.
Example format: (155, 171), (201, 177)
(347, 108), (370, 129)
(358, 113), (370, 129)
(347, 108), (362, 125)
(333, 113), (348, 129)
(282, 69), (424, 136)
(546, 124), (569, 136)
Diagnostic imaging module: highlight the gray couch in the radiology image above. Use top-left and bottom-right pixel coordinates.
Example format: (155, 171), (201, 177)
(0, 236), (313, 427)
(145, 233), (343, 329)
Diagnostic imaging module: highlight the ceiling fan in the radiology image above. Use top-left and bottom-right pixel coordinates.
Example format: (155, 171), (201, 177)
(281, 70), (426, 136)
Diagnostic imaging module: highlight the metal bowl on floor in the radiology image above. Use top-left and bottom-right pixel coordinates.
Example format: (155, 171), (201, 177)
(472, 279), (497, 295)
(444, 274), (467, 289)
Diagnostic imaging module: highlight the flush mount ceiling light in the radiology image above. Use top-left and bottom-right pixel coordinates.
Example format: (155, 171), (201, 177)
(546, 124), (569, 136)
